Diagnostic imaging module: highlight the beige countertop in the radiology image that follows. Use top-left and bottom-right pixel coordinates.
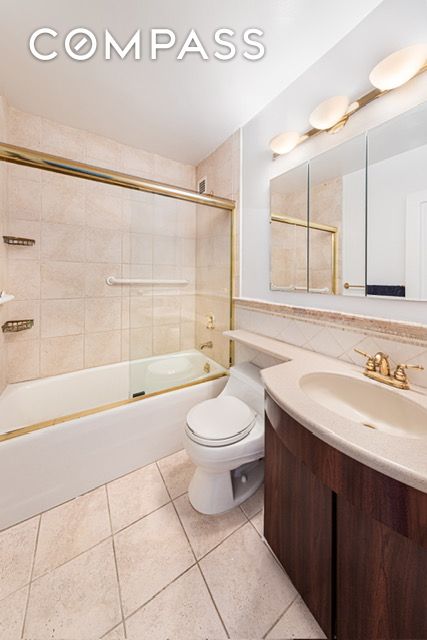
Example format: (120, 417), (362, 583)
(225, 330), (427, 493)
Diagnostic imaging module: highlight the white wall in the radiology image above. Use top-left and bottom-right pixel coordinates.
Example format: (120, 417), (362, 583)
(241, 0), (427, 323)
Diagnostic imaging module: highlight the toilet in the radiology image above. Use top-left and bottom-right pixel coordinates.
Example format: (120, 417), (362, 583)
(184, 362), (265, 515)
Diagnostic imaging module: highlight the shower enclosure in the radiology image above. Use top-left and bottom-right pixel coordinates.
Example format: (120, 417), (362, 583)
(0, 142), (235, 440)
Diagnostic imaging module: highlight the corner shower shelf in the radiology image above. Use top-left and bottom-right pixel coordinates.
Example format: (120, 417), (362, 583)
(106, 277), (189, 286)
(0, 293), (15, 306)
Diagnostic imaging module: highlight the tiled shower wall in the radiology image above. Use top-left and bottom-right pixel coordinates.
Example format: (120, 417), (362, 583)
(0, 97), (8, 393)
(235, 302), (427, 389)
(2, 100), (196, 383)
(195, 131), (240, 367)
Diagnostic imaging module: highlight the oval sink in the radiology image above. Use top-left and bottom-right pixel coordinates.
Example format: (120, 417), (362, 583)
(300, 372), (427, 438)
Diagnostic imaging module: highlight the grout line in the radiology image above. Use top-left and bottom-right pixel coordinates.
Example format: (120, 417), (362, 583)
(156, 461), (230, 639)
(123, 562), (198, 623)
(262, 594), (299, 640)
(197, 562), (230, 640)
(20, 513), (41, 639)
(99, 621), (125, 639)
(105, 485), (128, 639)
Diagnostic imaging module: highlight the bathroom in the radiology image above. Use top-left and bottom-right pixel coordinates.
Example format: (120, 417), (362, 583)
(0, 0), (426, 638)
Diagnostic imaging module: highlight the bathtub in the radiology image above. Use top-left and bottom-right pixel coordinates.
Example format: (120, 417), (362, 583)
(0, 350), (227, 530)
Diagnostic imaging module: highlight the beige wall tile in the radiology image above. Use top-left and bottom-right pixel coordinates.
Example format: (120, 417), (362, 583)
(86, 227), (122, 263)
(128, 327), (153, 360)
(41, 172), (86, 225)
(85, 298), (122, 333)
(8, 177), (42, 221)
(41, 261), (86, 299)
(41, 299), (84, 338)
(7, 259), (40, 300)
(84, 330), (122, 368)
(85, 182), (123, 230)
(41, 335), (84, 376)
(0, 585), (29, 638)
(41, 222), (85, 262)
(41, 119), (86, 162)
(153, 235), (177, 266)
(7, 340), (40, 382)
(153, 326), (180, 355)
(8, 107), (42, 149)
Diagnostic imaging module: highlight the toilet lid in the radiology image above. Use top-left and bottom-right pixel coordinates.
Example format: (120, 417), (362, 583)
(186, 396), (256, 446)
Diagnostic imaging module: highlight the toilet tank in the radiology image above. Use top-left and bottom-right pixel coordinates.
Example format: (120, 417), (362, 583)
(220, 362), (265, 416)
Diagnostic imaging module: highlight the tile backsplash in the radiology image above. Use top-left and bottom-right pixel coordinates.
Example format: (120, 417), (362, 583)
(235, 301), (427, 389)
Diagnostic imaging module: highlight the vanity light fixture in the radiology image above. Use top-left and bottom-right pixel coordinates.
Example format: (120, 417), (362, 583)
(271, 43), (427, 158)
(369, 43), (427, 91)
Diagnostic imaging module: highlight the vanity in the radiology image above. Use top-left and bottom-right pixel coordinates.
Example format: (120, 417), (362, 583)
(227, 330), (427, 640)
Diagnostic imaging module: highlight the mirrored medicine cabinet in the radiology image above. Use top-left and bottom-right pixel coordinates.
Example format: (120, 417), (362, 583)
(270, 100), (427, 301)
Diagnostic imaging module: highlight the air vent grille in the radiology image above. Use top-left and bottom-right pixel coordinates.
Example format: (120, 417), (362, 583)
(198, 177), (207, 194)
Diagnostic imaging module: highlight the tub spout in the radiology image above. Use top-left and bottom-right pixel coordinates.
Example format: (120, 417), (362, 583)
(200, 341), (213, 350)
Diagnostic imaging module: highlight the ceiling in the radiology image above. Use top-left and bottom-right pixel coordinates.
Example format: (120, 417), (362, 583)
(0, 0), (383, 165)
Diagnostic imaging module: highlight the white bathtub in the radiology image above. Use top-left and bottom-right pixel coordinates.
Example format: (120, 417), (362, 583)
(0, 350), (227, 530)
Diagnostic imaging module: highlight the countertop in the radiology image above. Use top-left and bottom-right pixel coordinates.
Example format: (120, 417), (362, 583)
(225, 330), (427, 493)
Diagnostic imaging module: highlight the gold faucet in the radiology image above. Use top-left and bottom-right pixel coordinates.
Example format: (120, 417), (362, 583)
(354, 348), (424, 390)
(200, 341), (213, 350)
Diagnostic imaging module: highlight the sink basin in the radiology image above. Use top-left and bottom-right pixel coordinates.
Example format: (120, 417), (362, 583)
(300, 372), (427, 438)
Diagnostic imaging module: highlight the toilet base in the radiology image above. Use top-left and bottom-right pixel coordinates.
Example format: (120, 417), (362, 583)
(188, 459), (264, 515)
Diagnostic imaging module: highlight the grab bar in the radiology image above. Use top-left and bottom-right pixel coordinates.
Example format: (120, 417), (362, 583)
(106, 276), (189, 286)
(344, 282), (365, 289)
(272, 284), (329, 293)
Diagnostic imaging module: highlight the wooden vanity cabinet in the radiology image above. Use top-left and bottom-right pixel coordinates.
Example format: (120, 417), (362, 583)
(264, 393), (427, 640)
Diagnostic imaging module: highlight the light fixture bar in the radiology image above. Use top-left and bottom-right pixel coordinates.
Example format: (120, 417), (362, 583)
(272, 52), (427, 160)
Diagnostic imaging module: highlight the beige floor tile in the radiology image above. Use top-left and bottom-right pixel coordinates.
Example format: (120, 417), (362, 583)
(0, 516), (39, 600)
(0, 586), (28, 640)
(126, 566), (226, 639)
(251, 509), (264, 537)
(114, 503), (195, 616)
(266, 596), (327, 639)
(200, 523), (296, 639)
(107, 463), (170, 532)
(102, 623), (126, 639)
(24, 539), (122, 639)
(174, 493), (246, 559)
(33, 487), (111, 578)
(240, 484), (264, 519)
(157, 449), (195, 499)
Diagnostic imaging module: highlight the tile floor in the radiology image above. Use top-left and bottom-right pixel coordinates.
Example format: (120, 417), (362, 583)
(0, 449), (326, 640)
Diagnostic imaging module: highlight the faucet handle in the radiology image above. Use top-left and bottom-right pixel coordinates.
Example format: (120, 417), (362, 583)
(354, 348), (376, 371)
(394, 363), (424, 384)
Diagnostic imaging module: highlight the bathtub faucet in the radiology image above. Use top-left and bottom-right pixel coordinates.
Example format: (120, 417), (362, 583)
(200, 341), (213, 350)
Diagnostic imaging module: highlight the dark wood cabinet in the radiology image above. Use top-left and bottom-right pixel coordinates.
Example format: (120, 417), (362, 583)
(264, 393), (427, 640)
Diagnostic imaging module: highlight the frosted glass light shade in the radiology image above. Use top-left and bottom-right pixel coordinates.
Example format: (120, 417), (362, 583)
(270, 131), (301, 154)
(309, 96), (350, 130)
(369, 44), (427, 91)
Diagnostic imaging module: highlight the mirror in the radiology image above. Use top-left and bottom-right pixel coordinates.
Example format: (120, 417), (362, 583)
(309, 135), (366, 295)
(367, 101), (427, 300)
(270, 163), (308, 291)
(269, 100), (427, 301)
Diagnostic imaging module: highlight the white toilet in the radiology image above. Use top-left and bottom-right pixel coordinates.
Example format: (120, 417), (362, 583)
(184, 362), (265, 515)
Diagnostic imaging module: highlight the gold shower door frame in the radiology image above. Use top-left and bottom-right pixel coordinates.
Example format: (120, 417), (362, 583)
(0, 142), (236, 442)
(271, 214), (338, 295)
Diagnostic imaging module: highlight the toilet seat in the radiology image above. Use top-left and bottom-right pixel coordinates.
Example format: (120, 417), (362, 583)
(186, 396), (256, 447)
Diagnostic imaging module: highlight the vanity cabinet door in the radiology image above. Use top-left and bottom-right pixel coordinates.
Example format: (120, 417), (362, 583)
(337, 495), (427, 640)
(264, 420), (333, 638)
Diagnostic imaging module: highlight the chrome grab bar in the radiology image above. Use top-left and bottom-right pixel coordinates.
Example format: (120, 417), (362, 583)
(106, 277), (189, 286)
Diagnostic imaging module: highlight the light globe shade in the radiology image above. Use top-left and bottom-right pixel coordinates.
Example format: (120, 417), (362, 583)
(369, 43), (427, 91)
(270, 131), (301, 155)
(309, 96), (350, 130)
